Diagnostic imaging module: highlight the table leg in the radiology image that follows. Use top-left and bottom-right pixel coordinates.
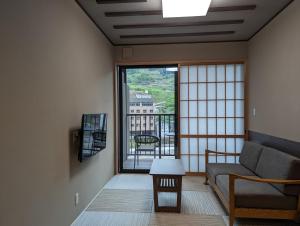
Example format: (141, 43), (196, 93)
(152, 176), (159, 212)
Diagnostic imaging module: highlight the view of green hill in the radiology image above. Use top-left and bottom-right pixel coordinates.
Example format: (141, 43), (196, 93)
(127, 68), (175, 113)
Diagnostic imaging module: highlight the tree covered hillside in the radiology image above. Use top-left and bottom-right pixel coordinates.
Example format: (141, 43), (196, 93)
(127, 68), (175, 113)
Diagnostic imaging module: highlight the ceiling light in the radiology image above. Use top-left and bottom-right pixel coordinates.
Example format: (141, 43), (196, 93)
(162, 0), (211, 18)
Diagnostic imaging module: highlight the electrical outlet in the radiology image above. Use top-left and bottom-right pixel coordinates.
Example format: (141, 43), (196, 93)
(75, 192), (79, 206)
(252, 107), (256, 117)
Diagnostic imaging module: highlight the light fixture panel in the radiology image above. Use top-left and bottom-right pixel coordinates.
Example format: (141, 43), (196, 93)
(162, 0), (211, 18)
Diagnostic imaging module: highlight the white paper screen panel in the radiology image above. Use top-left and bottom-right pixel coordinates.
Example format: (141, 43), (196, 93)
(179, 64), (245, 173)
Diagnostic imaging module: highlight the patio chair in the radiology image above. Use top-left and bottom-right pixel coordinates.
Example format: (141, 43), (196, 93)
(134, 134), (160, 168)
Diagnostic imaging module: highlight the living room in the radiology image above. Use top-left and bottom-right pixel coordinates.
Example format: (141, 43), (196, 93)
(1, 0), (299, 226)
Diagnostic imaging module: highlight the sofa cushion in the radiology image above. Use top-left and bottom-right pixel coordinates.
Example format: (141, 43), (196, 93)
(255, 147), (300, 196)
(216, 175), (298, 210)
(239, 141), (263, 172)
(207, 163), (255, 183)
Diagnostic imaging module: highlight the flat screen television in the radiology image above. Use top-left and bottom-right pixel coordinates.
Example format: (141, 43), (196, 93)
(78, 113), (107, 162)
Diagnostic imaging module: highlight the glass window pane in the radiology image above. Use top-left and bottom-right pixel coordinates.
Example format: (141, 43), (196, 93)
(236, 100), (244, 117)
(199, 138), (207, 154)
(180, 101), (188, 117)
(227, 156), (236, 164)
(199, 156), (205, 172)
(189, 66), (198, 82)
(226, 64), (234, 81)
(217, 100), (225, 117)
(180, 118), (188, 134)
(208, 65), (216, 82)
(226, 138), (235, 153)
(198, 83), (206, 99)
(226, 100), (234, 117)
(180, 66), (188, 83)
(236, 64), (244, 81)
(217, 83), (225, 99)
(189, 101), (197, 117)
(190, 156), (198, 172)
(180, 138), (188, 154)
(198, 119), (206, 134)
(217, 119), (225, 134)
(236, 118), (244, 135)
(189, 119), (197, 134)
(236, 138), (244, 153)
(208, 138), (216, 151)
(208, 101), (216, 117)
(208, 119), (216, 134)
(198, 101), (206, 117)
(180, 84), (188, 99)
(226, 118), (235, 134)
(208, 83), (216, 99)
(189, 84), (197, 100)
(226, 83), (234, 99)
(198, 66), (206, 82)
(236, 82), (244, 99)
(217, 156), (226, 163)
(217, 138), (225, 152)
(181, 155), (189, 172)
(217, 65), (225, 81)
(190, 138), (198, 154)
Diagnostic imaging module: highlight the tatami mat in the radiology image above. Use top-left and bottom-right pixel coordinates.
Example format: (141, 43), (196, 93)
(73, 211), (151, 226)
(87, 189), (153, 213)
(73, 174), (298, 226)
(149, 213), (226, 226)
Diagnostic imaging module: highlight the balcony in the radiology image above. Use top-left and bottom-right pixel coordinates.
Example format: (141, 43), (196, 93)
(123, 114), (177, 170)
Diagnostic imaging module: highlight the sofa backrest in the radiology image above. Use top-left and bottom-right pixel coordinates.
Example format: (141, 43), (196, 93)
(239, 141), (264, 172)
(255, 147), (300, 196)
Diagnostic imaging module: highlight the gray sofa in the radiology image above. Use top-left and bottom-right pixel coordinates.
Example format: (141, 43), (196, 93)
(205, 141), (300, 226)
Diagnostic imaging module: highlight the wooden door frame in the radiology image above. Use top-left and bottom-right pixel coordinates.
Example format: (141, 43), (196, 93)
(113, 59), (248, 175)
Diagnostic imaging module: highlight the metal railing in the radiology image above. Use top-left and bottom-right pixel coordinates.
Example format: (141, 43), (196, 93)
(125, 114), (176, 159)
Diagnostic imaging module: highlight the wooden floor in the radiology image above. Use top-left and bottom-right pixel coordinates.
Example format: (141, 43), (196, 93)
(72, 174), (298, 226)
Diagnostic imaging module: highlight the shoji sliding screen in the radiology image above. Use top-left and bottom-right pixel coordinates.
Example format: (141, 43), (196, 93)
(179, 63), (246, 173)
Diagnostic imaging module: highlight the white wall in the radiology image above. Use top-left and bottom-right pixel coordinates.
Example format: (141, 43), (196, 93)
(248, 0), (300, 142)
(0, 1), (114, 226)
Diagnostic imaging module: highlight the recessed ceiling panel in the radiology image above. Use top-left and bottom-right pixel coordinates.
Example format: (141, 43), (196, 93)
(76, 0), (293, 45)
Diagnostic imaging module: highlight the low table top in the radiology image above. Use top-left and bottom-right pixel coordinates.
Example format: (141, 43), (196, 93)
(149, 159), (185, 176)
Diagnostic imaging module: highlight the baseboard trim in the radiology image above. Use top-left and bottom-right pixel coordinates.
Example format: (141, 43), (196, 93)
(70, 186), (105, 226)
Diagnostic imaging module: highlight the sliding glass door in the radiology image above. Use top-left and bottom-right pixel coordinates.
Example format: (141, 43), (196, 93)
(118, 65), (178, 173)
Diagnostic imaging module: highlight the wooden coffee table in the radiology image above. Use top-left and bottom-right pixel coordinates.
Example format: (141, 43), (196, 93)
(149, 159), (185, 213)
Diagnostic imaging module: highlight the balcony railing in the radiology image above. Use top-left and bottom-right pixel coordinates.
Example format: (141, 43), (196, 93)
(125, 114), (176, 159)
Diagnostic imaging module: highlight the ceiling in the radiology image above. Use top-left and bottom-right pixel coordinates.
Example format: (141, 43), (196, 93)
(76, 0), (293, 46)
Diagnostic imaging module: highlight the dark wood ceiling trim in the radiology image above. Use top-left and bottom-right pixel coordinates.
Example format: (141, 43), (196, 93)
(106, 10), (161, 17)
(115, 39), (247, 46)
(105, 4), (256, 17)
(248, 0), (294, 41)
(114, 19), (244, 29)
(209, 5), (256, 12)
(97, 0), (146, 4)
(120, 31), (235, 39)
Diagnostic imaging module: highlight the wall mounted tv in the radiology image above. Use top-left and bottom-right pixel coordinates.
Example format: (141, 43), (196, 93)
(79, 113), (107, 162)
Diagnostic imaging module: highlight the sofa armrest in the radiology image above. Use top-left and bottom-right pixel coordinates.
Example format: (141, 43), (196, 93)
(228, 173), (300, 212)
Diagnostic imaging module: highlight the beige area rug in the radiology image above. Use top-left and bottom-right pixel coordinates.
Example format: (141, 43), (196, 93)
(150, 213), (226, 226)
(73, 211), (151, 226)
(88, 188), (225, 216)
(222, 216), (300, 226)
(182, 176), (210, 192)
(104, 174), (209, 192)
(87, 189), (153, 213)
